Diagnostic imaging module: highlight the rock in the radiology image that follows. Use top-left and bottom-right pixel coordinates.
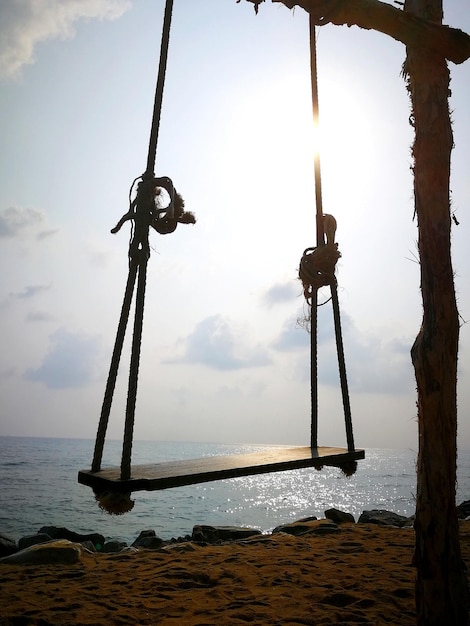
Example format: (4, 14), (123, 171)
(272, 516), (316, 535)
(273, 519), (338, 536)
(18, 533), (53, 550)
(170, 535), (192, 544)
(324, 508), (355, 525)
(39, 526), (105, 551)
(132, 530), (163, 550)
(457, 501), (470, 518)
(138, 529), (156, 538)
(81, 540), (97, 552)
(0, 534), (18, 557)
(192, 525), (262, 543)
(132, 537), (163, 550)
(133, 529), (156, 542)
(358, 510), (410, 528)
(162, 542), (200, 553)
(192, 525), (217, 543)
(293, 516), (318, 524)
(103, 540), (128, 553)
(402, 516), (415, 528)
(0, 540), (85, 565)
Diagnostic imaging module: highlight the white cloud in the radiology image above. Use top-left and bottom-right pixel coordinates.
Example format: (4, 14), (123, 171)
(262, 281), (300, 308)
(0, 206), (45, 237)
(24, 328), (101, 388)
(273, 306), (415, 396)
(272, 311), (310, 351)
(9, 283), (52, 299)
(167, 314), (272, 371)
(36, 229), (59, 241)
(25, 310), (54, 322)
(0, 0), (131, 80)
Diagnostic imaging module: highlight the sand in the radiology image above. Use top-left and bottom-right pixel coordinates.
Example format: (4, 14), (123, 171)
(1, 521), (470, 626)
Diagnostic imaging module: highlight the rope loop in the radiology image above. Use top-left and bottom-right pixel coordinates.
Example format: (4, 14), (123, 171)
(299, 243), (341, 303)
(110, 176), (196, 242)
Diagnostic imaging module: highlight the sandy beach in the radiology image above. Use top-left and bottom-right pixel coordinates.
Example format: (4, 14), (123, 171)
(1, 521), (470, 625)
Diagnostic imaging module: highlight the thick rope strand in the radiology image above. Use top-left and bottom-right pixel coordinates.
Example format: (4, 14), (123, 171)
(308, 17), (354, 456)
(91, 259), (138, 473)
(309, 18), (322, 444)
(310, 290), (319, 449)
(121, 252), (148, 481)
(145, 0), (174, 177)
(331, 280), (355, 452)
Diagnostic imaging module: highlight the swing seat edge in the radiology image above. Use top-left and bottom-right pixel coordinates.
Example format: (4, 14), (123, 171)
(78, 446), (365, 494)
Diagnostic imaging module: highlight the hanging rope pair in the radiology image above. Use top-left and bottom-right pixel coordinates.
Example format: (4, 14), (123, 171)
(81, 4), (362, 514)
(89, 0), (197, 514)
(299, 18), (356, 474)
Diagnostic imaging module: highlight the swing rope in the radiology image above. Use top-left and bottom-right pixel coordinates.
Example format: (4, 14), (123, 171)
(145, 0), (174, 179)
(87, 8), (358, 511)
(91, 0), (175, 484)
(302, 18), (355, 455)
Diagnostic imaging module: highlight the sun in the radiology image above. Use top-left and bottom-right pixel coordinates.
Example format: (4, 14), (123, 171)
(222, 64), (375, 181)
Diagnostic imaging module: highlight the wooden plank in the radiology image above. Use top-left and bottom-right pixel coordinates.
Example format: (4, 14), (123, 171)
(78, 446), (365, 493)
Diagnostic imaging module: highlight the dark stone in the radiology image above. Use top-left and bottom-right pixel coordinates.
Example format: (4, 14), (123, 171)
(293, 516), (318, 523)
(273, 519), (338, 536)
(457, 501), (470, 518)
(192, 525), (216, 543)
(272, 516), (317, 535)
(133, 530), (156, 542)
(132, 530), (163, 549)
(18, 533), (53, 550)
(324, 508), (355, 524)
(0, 533), (18, 557)
(192, 525), (262, 544)
(39, 526), (105, 550)
(133, 536), (163, 550)
(358, 510), (410, 527)
(81, 540), (97, 552)
(170, 536), (191, 544)
(0, 540), (82, 565)
(103, 540), (128, 553)
(402, 515), (415, 528)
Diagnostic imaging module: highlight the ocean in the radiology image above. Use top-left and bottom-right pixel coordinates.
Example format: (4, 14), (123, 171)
(1, 437), (469, 545)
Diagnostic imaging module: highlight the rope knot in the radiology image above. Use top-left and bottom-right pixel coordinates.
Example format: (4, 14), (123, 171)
(299, 243), (341, 303)
(110, 176), (196, 241)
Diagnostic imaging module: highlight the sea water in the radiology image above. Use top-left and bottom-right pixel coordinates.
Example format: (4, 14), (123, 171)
(1, 437), (469, 545)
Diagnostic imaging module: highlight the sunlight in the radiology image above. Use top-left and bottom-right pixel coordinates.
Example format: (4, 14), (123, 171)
(318, 78), (379, 169)
(220, 66), (379, 230)
(223, 66), (378, 184)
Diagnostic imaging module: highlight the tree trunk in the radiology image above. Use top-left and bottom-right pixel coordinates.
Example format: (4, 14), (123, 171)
(405, 1), (469, 624)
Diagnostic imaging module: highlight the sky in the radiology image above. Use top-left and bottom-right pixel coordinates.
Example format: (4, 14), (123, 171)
(0, 0), (469, 452)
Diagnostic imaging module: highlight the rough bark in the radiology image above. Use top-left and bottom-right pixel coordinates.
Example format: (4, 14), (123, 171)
(267, 0), (470, 64)
(404, 2), (469, 622)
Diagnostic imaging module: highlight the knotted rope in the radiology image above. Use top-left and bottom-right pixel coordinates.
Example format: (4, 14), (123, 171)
(90, 0), (185, 513)
(300, 18), (356, 466)
(299, 241), (341, 302)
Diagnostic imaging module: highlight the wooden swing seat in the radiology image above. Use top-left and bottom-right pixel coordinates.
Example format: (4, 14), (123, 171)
(78, 445), (365, 493)
(78, 13), (365, 503)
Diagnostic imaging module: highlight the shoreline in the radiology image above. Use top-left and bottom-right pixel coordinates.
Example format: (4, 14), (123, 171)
(1, 508), (416, 554)
(1, 519), (470, 626)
